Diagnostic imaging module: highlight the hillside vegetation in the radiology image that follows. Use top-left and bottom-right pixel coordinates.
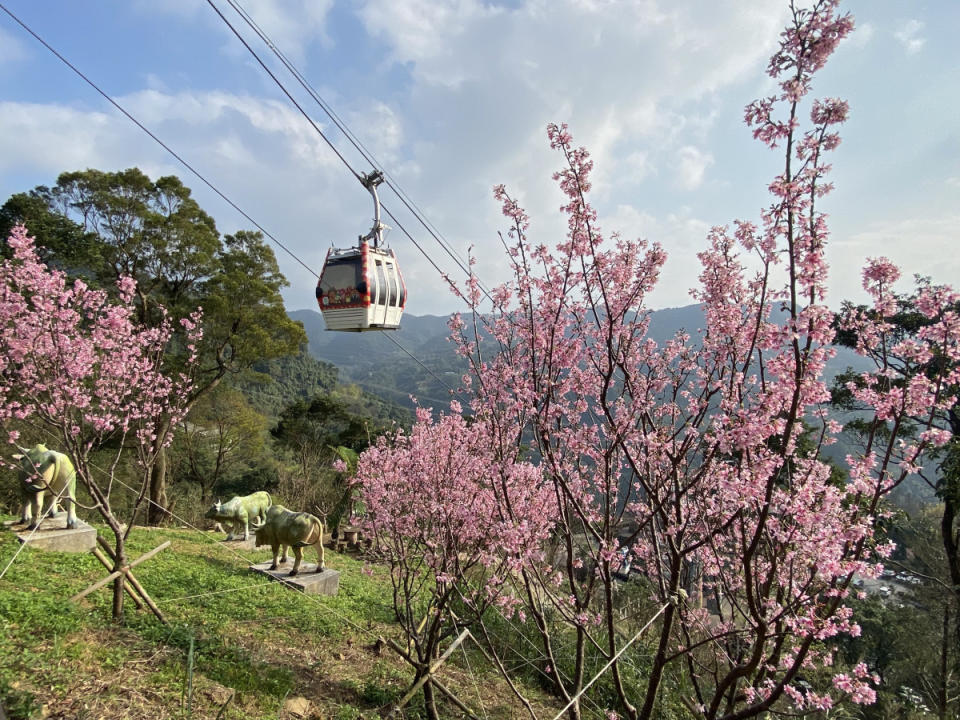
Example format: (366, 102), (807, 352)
(0, 523), (555, 720)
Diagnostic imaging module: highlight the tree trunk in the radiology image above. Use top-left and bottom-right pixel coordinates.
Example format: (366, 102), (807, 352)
(604, 567), (638, 720)
(147, 446), (169, 525)
(422, 676), (440, 720)
(942, 412), (960, 667)
(112, 537), (127, 624)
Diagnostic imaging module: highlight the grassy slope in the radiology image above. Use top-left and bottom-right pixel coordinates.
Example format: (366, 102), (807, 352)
(0, 522), (555, 720)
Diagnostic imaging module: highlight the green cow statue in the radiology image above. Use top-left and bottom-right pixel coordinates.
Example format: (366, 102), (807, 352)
(253, 505), (325, 577)
(13, 444), (78, 530)
(204, 491), (272, 540)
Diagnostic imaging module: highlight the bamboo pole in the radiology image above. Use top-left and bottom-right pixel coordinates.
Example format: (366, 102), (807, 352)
(384, 629), (483, 719)
(71, 540), (170, 602)
(94, 535), (166, 622)
(186, 635), (195, 715)
(91, 547), (143, 610)
(430, 677), (482, 720)
(95, 534), (118, 558)
(121, 567), (167, 624)
(386, 629), (469, 716)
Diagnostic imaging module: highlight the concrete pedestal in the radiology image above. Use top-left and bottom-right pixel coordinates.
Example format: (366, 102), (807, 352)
(250, 562), (340, 595)
(219, 535), (257, 551)
(12, 515), (97, 552)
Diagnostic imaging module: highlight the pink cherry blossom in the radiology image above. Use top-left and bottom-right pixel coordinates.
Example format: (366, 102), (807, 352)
(0, 224), (198, 582)
(350, 2), (960, 718)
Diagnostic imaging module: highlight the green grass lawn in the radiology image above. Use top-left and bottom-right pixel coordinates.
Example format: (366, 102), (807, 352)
(0, 521), (548, 720)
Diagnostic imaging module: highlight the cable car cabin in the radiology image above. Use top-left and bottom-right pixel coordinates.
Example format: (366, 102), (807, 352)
(316, 240), (406, 331)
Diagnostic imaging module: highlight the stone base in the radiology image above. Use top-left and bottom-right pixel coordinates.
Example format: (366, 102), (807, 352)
(250, 562), (340, 595)
(219, 535), (257, 550)
(12, 516), (97, 553)
(4, 511), (65, 528)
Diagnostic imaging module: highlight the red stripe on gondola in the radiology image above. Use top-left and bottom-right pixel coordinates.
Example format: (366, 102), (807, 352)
(361, 240), (371, 304)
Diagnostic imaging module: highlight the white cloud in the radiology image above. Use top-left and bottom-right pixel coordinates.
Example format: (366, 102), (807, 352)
(6, 0), (953, 323)
(830, 215), (960, 306)
(358, 0), (784, 98)
(0, 102), (118, 174)
(344, 102), (405, 168)
(0, 25), (26, 64)
(674, 146), (713, 190)
(69, 0), (786, 315)
(0, 92), (377, 307)
(622, 150), (653, 184)
(606, 203), (711, 308)
(144, 73), (171, 92)
(132, 0), (335, 63)
(894, 19), (925, 55)
(241, 0), (336, 54)
(358, 0), (507, 87)
(117, 89), (342, 169)
(845, 21), (874, 49)
(348, 0), (785, 303)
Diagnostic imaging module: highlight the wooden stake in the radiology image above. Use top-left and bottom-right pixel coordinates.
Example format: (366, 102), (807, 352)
(386, 629), (470, 716)
(91, 547), (143, 610)
(122, 567), (167, 624)
(186, 634), (195, 715)
(430, 677), (482, 720)
(71, 540), (170, 603)
(96, 534), (119, 559)
(93, 535), (166, 623)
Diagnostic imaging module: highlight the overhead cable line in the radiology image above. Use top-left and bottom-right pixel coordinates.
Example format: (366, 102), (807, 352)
(0, 1), (320, 280)
(222, 0), (490, 300)
(202, 0), (471, 393)
(202, 0), (458, 293)
(378, 331), (455, 393)
(0, 1), (455, 392)
(203, 0), (360, 184)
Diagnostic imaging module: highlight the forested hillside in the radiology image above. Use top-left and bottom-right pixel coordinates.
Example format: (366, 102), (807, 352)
(296, 303), (876, 404)
(291, 309), (463, 410)
(299, 305), (942, 509)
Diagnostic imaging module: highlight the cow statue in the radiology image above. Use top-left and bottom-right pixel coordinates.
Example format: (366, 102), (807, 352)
(204, 491), (272, 541)
(253, 504), (325, 577)
(13, 444), (78, 530)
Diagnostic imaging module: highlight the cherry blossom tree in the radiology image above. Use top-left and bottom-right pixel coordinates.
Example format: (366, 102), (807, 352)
(357, 1), (959, 719)
(832, 275), (960, 718)
(355, 406), (555, 719)
(0, 224), (197, 622)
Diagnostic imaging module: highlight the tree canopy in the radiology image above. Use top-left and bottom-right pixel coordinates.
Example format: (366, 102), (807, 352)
(1, 168), (306, 521)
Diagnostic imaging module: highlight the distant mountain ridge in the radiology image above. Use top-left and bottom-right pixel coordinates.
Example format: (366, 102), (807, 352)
(292, 304), (932, 506)
(289, 310), (456, 369)
(289, 309), (462, 409)
(291, 304), (870, 407)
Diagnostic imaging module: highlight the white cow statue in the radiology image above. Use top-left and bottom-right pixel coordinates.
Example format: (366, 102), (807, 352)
(13, 444), (78, 530)
(204, 491), (272, 540)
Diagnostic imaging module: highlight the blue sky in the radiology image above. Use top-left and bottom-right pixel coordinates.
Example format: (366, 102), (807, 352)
(1, 0), (957, 317)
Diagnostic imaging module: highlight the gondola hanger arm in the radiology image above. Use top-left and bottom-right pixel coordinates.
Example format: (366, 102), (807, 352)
(360, 170), (388, 248)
